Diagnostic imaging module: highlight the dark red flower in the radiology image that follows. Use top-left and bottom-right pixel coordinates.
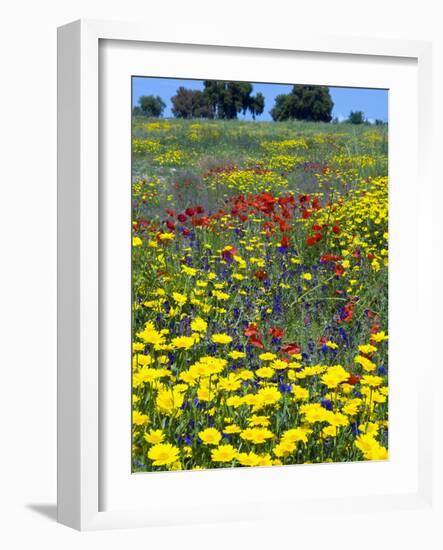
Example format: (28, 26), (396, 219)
(332, 224), (341, 235)
(195, 205), (204, 214)
(348, 374), (362, 385)
(281, 343), (301, 356)
(254, 270), (268, 281)
(166, 220), (175, 230)
(249, 334), (264, 349)
(280, 235), (290, 248)
(165, 209), (176, 217)
(306, 233), (323, 246)
(268, 327), (284, 339)
(335, 264), (345, 277)
(185, 207), (195, 217)
(244, 323), (259, 337)
(177, 213), (187, 223)
(320, 254), (342, 263)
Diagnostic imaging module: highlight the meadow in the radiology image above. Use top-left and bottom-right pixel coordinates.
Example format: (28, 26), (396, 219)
(131, 117), (389, 472)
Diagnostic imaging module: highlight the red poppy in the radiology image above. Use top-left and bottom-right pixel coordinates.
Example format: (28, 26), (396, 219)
(335, 264), (345, 277)
(248, 334), (264, 349)
(320, 254), (342, 263)
(280, 235), (290, 248)
(182, 228), (191, 236)
(299, 195), (310, 204)
(306, 233), (323, 246)
(348, 374), (362, 385)
(281, 343), (301, 356)
(268, 327), (284, 339)
(367, 253), (375, 260)
(165, 208), (176, 217)
(166, 220), (175, 231)
(301, 209), (312, 220)
(185, 207), (195, 217)
(195, 205), (204, 214)
(332, 224), (341, 235)
(177, 213), (187, 223)
(244, 323), (259, 337)
(312, 224), (323, 231)
(254, 270), (268, 281)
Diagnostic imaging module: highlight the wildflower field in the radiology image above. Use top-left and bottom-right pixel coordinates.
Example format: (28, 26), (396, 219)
(131, 117), (389, 472)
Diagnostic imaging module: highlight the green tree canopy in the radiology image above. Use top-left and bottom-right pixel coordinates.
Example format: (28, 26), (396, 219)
(347, 111), (365, 124)
(203, 81), (265, 119)
(270, 85), (333, 122)
(138, 95), (166, 117)
(171, 87), (213, 119)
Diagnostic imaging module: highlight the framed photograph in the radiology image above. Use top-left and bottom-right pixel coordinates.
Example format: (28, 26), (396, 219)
(57, 19), (434, 531)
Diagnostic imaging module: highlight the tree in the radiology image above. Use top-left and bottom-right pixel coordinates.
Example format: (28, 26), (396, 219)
(202, 81), (265, 119)
(270, 85), (333, 122)
(249, 92), (265, 120)
(138, 95), (166, 117)
(171, 87), (213, 118)
(347, 111), (365, 125)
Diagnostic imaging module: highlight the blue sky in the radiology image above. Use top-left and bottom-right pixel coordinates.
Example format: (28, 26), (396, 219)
(132, 77), (388, 122)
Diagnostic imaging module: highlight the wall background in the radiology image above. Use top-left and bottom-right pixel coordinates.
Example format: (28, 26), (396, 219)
(0, 1), (441, 548)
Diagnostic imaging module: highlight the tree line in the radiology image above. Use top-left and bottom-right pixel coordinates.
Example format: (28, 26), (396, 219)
(133, 81), (385, 125)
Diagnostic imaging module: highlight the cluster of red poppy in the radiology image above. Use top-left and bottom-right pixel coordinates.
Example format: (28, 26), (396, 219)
(305, 220), (341, 247)
(164, 205), (210, 233)
(243, 323), (301, 359)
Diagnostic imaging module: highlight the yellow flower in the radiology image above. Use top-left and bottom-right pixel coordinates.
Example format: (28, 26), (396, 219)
(248, 415), (270, 427)
(240, 427), (274, 444)
(270, 359), (289, 370)
(136, 322), (166, 346)
(211, 444), (237, 463)
(301, 273), (312, 281)
(171, 336), (196, 350)
(258, 352), (277, 361)
(325, 341), (338, 349)
(218, 373), (242, 391)
(172, 292), (187, 306)
(273, 440), (296, 458)
(181, 265), (197, 276)
(256, 386), (282, 406)
(321, 365), (350, 389)
(354, 355), (376, 372)
(371, 331), (388, 342)
(358, 343), (377, 354)
(281, 427), (310, 444)
(300, 403), (330, 424)
(228, 350), (246, 359)
(148, 443), (180, 466)
(361, 375), (384, 388)
(132, 236), (143, 247)
(198, 427), (222, 445)
(256, 366), (275, 379)
(143, 429), (165, 444)
(236, 452), (261, 467)
(212, 290), (230, 300)
(132, 410), (150, 425)
(158, 232), (175, 241)
(224, 424), (242, 434)
(211, 333), (233, 344)
(291, 385), (309, 401)
(355, 434), (388, 460)
(156, 388), (184, 415)
(191, 317), (208, 333)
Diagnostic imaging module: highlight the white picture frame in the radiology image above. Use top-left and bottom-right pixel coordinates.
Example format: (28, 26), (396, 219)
(57, 19), (435, 531)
